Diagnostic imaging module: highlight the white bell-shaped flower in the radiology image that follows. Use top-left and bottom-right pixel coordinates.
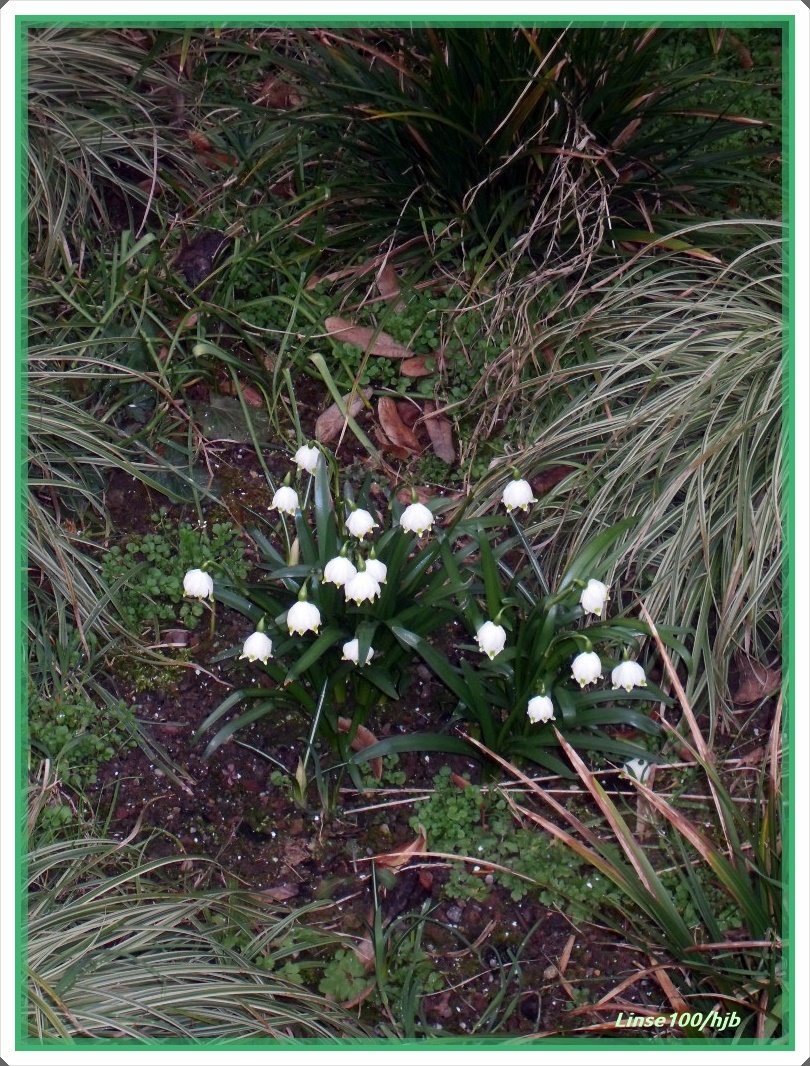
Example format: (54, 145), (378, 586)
(272, 485), (299, 515)
(239, 631), (273, 664)
(363, 557), (388, 584)
(342, 638), (375, 665)
(323, 555), (358, 587)
(287, 600), (321, 636)
(501, 478), (537, 513)
(527, 695), (555, 724)
(399, 502), (434, 537)
(580, 578), (609, 618)
(294, 445), (320, 474)
(612, 660), (647, 692)
(345, 508), (378, 540)
(183, 568), (213, 599)
(476, 620), (507, 660)
(571, 650), (603, 688)
(344, 570), (381, 606)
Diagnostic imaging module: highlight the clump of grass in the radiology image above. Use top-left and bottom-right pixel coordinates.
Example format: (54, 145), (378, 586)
(259, 27), (780, 273)
(26, 25), (216, 273)
(25, 769), (374, 1044)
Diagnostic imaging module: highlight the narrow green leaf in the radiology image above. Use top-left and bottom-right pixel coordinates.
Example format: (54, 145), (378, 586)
(348, 733), (481, 764)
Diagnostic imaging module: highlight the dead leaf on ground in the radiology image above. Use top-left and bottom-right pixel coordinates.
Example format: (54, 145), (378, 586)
(532, 465), (576, 496)
(167, 312), (199, 333)
(732, 656), (781, 705)
(374, 825), (427, 870)
(352, 932), (376, 970)
(395, 486), (434, 506)
(314, 387), (372, 443)
(324, 316), (414, 359)
(376, 263), (406, 312)
(373, 427), (412, 462)
(255, 75), (302, 108)
(395, 400), (421, 428)
(729, 33), (754, 69)
(186, 131), (238, 168)
(558, 933), (576, 976)
(269, 177), (296, 200)
(400, 354), (444, 378)
(735, 745), (766, 767)
(422, 401), (455, 463)
(217, 378), (265, 407)
(282, 838), (311, 867)
(337, 717), (382, 780)
(187, 129), (213, 152)
(256, 883), (300, 902)
(378, 397), (422, 454)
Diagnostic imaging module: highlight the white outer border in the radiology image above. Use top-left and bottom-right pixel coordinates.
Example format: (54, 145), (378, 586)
(1, 3), (807, 1064)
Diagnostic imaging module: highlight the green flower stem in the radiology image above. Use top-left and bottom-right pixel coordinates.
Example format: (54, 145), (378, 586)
(508, 512), (549, 597)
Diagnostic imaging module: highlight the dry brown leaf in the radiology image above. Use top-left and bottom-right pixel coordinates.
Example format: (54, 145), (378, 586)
(217, 379), (264, 408)
(395, 400), (421, 428)
(374, 825), (427, 870)
(400, 356), (437, 378)
(650, 960), (690, 1014)
(352, 937), (376, 971)
(373, 427), (412, 461)
(257, 883), (300, 902)
(314, 387), (372, 443)
(324, 316), (414, 359)
(337, 717), (382, 780)
(376, 262), (404, 310)
(735, 746), (766, 767)
(188, 133), (238, 169)
(395, 486), (434, 506)
(282, 838), (311, 867)
(558, 933), (576, 976)
(187, 129), (213, 152)
(269, 177), (296, 200)
(378, 397), (422, 454)
(729, 33), (754, 69)
(611, 118), (641, 151)
(532, 465), (576, 496)
(732, 657), (781, 705)
(340, 980), (377, 1011)
(167, 311), (199, 332)
(422, 401), (455, 463)
(255, 75), (302, 108)
(450, 772), (472, 790)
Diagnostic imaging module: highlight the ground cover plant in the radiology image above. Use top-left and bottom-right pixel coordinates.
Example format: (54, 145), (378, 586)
(21, 20), (786, 1047)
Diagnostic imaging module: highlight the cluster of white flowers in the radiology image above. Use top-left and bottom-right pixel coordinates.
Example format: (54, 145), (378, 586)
(192, 456), (651, 720)
(224, 453), (440, 669)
